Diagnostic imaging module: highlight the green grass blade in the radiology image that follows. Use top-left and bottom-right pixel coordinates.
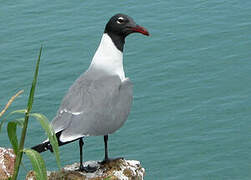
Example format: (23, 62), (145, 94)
(27, 46), (42, 112)
(23, 149), (47, 180)
(12, 46), (43, 180)
(12, 118), (25, 128)
(8, 109), (27, 116)
(31, 113), (61, 169)
(0, 109), (26, 133)
(7, 122), (19, 155)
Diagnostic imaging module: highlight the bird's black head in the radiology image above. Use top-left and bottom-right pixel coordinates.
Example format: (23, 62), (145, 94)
(104, 13), (149, 52)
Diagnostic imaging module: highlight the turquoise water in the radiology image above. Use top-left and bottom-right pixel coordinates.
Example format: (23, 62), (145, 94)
(1, 1), (251, 179)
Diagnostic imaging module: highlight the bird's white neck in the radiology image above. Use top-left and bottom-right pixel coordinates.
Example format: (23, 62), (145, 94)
(89, 33), (125, 80)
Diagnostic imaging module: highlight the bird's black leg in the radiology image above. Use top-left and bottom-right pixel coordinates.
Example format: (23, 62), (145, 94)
(100, 135), (124, 165)
(78, 138), (97, 173)
(99, 135), (109, 164)
(79, 138), (84, 170)
(104, 135), (109, 162)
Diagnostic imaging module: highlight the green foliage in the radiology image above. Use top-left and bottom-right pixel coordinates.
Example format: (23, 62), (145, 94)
(11, 118), (25, 128)
(12, 46), (43, 180)
(27, 46), (42, 112)
(30, 113), (61, 169)
(0, 109), (26, 132)
(6, 111), (62, 169)
(1, 46), (61, 180)
(7, 109), (27, 116)
(7, 122), (19, 154)
(23, 149), (47, 180)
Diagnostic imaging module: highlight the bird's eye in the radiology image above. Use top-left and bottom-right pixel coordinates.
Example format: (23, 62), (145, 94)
(117, 17), (125, 24)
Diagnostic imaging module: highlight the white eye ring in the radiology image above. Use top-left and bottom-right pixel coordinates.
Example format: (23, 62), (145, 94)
(117, 17), (125, 24)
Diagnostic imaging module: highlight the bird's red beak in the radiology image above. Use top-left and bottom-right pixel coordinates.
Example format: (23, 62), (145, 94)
(130, 25), (150, 36)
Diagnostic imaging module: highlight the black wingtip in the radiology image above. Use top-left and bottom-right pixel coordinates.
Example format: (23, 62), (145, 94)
(31, 141), (53, 153)
(31, 131), (84, 153)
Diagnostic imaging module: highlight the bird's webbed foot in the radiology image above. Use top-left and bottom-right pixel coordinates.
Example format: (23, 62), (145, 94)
(78, 164), (97, 173)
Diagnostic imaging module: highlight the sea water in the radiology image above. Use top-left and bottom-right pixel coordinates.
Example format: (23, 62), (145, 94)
(0, 1), (251, 179)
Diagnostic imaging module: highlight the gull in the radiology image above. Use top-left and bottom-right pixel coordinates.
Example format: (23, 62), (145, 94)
(32, 13), (149, 172)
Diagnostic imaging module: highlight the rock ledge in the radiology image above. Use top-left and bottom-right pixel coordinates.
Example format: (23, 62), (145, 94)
(26, 159), (145, 180)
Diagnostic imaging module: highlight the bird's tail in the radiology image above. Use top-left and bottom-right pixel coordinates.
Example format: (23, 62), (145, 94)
(31, 140), (53, 153)
(32, 131), (62, 153)
(31, 131), (81, 153)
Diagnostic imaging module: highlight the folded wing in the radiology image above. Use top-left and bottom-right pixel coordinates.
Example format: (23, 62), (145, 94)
(51, 70), (133, 142)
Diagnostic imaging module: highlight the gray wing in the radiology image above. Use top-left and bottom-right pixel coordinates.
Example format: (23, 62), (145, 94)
(51, 70), (133, 142)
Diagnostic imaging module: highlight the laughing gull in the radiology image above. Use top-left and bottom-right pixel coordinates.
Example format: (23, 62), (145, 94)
(32, 13), (149, 172)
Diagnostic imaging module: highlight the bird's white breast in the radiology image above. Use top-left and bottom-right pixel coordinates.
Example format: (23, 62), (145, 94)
(89, 33), (125, 81)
